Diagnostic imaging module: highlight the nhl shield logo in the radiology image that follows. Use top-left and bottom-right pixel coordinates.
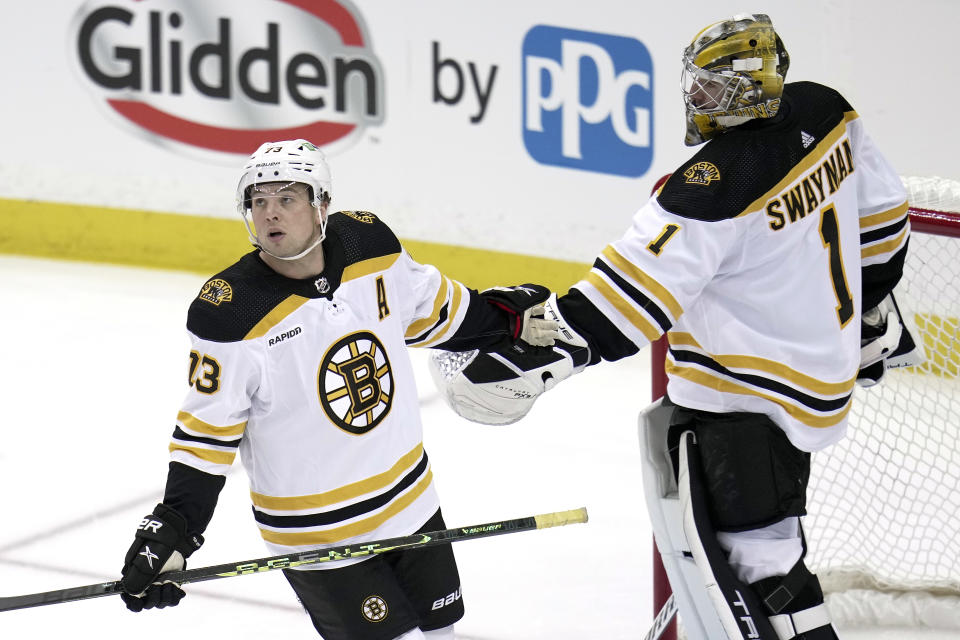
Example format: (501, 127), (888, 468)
(318, 331), (394, 435)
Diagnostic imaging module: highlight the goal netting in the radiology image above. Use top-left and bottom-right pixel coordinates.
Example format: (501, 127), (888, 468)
(804, 175), (960, 629)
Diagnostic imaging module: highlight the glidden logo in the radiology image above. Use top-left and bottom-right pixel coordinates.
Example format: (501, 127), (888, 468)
(70, 0), (383, 156)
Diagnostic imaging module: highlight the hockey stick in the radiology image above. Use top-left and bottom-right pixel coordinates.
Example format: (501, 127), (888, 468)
(643, 593), (678, 640)
(0, 507), (587, 613)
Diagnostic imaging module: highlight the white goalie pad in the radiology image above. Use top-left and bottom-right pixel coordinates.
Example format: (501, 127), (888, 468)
(638, 399), (728, 640)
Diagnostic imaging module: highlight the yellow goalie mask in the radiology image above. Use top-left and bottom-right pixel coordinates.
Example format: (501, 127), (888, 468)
(681, 13), (790, 145)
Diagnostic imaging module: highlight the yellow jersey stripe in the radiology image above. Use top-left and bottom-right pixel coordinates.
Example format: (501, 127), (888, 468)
(667, 333), (857, 395)
(418, 281), (465, 348)
(585, 271), (661, 342)
(859, 201), (909, 229)
(250, 442), (425, 510)
(601, 245), (683, 319)
(742, 112), (857, 217)
(258, 470), (434, 545)
(244, 295), (311, 340)
(405, 277), (450, 339)
(169, 443), (237, 465)
(341, 253), (401, 283)
(861, 227), (908, 259)
(665, 362), (853, 428)
(177, 411), (246, 437)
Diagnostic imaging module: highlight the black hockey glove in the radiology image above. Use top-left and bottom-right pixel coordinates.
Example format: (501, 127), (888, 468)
(120, 503), (203, 612)
(479, 284), (558, 346)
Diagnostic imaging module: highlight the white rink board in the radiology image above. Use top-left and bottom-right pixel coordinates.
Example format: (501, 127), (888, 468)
(1, 1), (958, 264)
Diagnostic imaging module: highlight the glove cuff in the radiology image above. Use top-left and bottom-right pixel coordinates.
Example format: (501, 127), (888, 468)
(150, 503), (204, 557)
(542, 294), (590, 369)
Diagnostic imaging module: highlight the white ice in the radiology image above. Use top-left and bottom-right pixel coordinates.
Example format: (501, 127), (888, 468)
(0, 256), (954, 639)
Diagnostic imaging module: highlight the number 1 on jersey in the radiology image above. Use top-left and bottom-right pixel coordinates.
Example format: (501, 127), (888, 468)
(819, 204), (854, 328)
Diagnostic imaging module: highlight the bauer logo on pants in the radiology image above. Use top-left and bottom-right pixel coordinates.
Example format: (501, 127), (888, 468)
(68, 0), (383, 160)
(319, 331), (394, 435)
(522, 26), (654, 177)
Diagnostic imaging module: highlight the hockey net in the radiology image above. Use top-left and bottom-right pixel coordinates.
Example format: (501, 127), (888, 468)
(805, 176), (960, 629)
(650, 175), (960, 635)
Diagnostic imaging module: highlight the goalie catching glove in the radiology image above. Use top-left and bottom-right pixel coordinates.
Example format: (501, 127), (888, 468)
(430, 294), (590, 425)
(120, 503), (203, 612)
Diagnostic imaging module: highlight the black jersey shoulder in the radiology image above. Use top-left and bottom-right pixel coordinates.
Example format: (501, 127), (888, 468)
(325, 210), (402, 266)
(186, 212), (403, 342)
(186, 251), (297, 343)
(657, 82), (854, 221)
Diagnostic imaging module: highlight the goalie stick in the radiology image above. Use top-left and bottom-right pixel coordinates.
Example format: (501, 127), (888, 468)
(0, 507), (587, 613)
(643, 593), (678, 640)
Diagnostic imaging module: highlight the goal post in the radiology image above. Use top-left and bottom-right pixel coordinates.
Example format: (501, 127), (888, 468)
(648, 175), (960, 635)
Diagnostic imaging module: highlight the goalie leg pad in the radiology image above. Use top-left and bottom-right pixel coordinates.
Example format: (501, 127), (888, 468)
(678, 430), (783, 639)
(642, 402), (837, 639)
(639, 399), (727, 640)
(667, 408), (811, 532)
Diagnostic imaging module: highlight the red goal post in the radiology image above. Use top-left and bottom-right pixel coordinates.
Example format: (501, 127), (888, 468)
(648, 175), (960, 636)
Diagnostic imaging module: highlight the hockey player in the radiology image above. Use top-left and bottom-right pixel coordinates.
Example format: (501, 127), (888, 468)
(118, 139), (558, 640)
(430, 14), (915, 640)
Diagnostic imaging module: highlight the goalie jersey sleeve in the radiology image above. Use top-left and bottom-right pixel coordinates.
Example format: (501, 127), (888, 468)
(559, 82), (909, 452)
(163, 211), (513, 559)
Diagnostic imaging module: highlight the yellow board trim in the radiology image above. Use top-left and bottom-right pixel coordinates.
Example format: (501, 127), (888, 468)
(250, 443), (425, 510)
(0, 197), (588, 293)
(665, 361), (852, 428)
(258, 469), (434, 546)
(914, 313), (960, 377)
(177, 411), (246, 437)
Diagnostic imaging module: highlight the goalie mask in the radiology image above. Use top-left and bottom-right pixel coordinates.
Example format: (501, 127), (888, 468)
(236, 139), (332, 261)
(682, 13), (789, 146)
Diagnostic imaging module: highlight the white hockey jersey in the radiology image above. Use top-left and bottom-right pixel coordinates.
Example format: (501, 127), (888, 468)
(561, 82), (909, 452)
(167, 211), (507, 564)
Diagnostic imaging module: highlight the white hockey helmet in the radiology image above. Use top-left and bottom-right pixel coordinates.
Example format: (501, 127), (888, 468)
(236, 139), (332, 259)
(681, 14), (789, 145)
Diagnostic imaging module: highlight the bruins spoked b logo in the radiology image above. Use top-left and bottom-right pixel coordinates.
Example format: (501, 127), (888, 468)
(361, 595), (388, 622)
(319, 331), (394, 434)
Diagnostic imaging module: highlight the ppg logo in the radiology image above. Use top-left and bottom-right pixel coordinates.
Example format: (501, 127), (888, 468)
(522, 26), (653, 177)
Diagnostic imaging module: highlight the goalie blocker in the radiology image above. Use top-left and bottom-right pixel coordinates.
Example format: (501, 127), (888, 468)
(639, 400), (839, 640)
(857, 291), (923, 386)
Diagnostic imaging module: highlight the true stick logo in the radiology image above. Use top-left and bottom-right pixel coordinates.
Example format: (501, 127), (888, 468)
(522, 26), (654, 177)
(69, 0), (383, 158)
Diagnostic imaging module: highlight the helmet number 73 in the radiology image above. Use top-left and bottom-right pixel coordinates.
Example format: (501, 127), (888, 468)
(818, 204), (854, 328)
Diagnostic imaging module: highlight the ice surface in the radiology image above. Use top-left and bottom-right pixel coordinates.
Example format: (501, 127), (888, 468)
(0, 256), (954, 639)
